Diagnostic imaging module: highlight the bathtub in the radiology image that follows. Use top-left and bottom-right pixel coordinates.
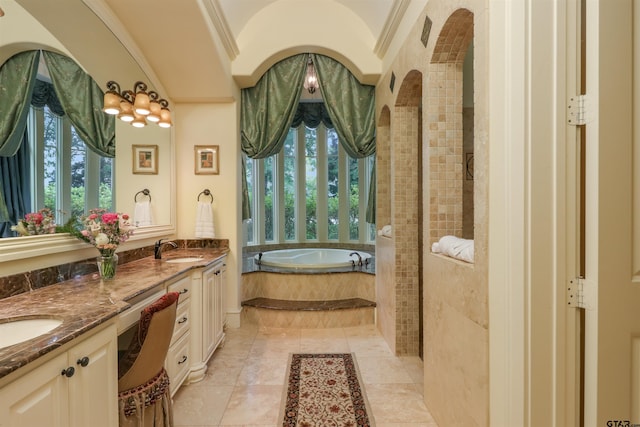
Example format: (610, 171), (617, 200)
(254, 248), (372, 269)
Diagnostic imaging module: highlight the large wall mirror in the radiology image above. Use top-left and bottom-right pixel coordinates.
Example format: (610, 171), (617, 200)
(0, 0), (175, 264)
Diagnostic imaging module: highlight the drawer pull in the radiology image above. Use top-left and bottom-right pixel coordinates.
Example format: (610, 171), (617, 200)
(178, 355), (188, 364)
(61, 367), (75, 378)
(77, 356), (90, 367)
(179, 288), (189, 294)
(177, 317), (188, 324)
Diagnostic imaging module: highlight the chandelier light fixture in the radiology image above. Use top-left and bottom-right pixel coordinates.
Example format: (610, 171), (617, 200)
(103, 81), (172, 128)
(303, 56), (319, 94)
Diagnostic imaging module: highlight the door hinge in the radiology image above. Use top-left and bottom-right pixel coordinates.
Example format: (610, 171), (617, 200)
(567, 276), (585, 308)
(568, 95), (588, 125)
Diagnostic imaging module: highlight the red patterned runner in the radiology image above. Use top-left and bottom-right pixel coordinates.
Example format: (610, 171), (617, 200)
(280, 353), (375, 426)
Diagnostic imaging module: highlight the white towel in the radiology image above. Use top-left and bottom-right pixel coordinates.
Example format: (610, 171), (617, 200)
(377, 224), (393, 237)
(431, 235), (474, 263)
(195, 201), (215, 238)
(133, 201), (153, 227)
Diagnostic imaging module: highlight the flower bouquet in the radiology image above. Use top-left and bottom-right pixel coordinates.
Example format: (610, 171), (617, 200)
(11, 208), (57, 236)
(74, 208), (134, 279)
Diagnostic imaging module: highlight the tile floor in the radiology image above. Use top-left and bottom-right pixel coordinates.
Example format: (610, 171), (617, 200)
(172, 323), (439, 427)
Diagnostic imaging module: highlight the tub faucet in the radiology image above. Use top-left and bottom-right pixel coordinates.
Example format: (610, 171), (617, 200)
(155, 239), (178, 259)
(349, 252), (363, 267)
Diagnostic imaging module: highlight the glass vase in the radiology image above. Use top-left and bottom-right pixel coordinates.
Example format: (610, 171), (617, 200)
(97, 254), (118, 280)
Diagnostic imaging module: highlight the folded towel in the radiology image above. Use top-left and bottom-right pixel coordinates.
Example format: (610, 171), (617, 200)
(432, 235), (474, 263)
(195, 201), (215, 238)
(377, 224), (393, 237)
(133, 201), (153, 227)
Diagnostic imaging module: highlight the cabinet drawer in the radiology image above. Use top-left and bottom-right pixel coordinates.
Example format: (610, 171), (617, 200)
(168, 276), (191, 302)
(166, 331), (190, 394)
(171, 301), (190, 344)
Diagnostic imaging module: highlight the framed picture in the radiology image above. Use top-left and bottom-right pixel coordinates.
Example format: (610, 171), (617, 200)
(194, 145), (220, 175)
(132, 145), (158, 174)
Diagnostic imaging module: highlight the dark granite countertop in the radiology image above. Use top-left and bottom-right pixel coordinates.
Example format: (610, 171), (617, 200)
(0, 248), (228, 383)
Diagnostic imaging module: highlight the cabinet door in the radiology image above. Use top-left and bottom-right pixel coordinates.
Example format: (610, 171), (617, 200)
(213, 265), (224, 346)
(202, 266), (217, 361)
(67, 325), (118, 427)
(0, 352), (70, 427)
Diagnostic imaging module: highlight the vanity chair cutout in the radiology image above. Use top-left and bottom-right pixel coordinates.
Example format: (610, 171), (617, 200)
(117, 292), (179, 427)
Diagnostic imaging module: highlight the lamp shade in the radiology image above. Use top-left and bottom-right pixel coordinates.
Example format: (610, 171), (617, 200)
(133, 91), (151, 115)
(103, 92), (121, 115)
(131, 112), (147, 128)
(158, 108), (172, 128)
(147, 100), (161, 122)
(118, 100), (135, 122)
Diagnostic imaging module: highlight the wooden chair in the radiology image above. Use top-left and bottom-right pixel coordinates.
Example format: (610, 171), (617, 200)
(117, 292), (179, 427)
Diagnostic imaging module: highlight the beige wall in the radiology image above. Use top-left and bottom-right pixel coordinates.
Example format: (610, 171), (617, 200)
(174, 102), (243, 326)
(374, 1), (489, 426)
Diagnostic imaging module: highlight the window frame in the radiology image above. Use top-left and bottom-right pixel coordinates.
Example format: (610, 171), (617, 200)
(245, 123), (374, 246)
(28, 105), (114, 225)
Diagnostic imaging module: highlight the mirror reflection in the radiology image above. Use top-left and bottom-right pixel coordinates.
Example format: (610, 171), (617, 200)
(0, 0), (173, 240)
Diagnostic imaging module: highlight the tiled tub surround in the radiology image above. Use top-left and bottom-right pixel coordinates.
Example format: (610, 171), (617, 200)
(0, 245), (228, 383)
(241, 252), (376, 327)
(0, 239), (228, 301)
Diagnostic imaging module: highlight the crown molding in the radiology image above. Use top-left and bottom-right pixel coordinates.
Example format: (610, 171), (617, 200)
(374, 0), (410, 58)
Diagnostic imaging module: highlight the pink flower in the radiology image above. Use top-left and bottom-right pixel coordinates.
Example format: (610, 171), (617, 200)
(88, 214), (98, 220)
(101, 213), (119, 224)
(25, 213), (43, 224)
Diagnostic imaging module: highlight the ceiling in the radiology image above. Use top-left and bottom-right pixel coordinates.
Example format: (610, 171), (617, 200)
(84, 0), (410, 103)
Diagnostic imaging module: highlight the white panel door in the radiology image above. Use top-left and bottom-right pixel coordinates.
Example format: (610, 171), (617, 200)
(582, 1), (640, 425)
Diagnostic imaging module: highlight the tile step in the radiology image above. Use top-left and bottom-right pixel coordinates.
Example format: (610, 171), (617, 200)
(241, 297), (376, 312)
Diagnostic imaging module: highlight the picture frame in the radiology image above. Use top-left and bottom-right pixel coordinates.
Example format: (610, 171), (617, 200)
(132, 145), (158, 175)
(194, 145), (220, 175)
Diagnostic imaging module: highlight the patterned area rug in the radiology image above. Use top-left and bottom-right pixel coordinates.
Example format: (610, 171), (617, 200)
(280, 353), (375, 426)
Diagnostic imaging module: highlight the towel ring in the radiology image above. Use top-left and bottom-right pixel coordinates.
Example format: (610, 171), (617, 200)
(198, 189), (213, 203)
(134, 189), (151, 202)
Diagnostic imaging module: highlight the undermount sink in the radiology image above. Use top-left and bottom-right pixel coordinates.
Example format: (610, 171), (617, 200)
(164, 257), (203, 264)
(0, 318), (63, 349)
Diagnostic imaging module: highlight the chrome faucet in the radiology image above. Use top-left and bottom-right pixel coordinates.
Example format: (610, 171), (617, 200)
(349, 252), (363, 267)
(154, 239), (178, 259)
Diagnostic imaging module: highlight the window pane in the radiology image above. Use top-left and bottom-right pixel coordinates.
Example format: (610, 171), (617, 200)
(70, 127), (86, 218)
(43, 108), (58, 214)
(327, 128), (339, 239)
(349, 157), (359, 240)
(305, 127), (317, 239)
(99, 157), (114, 210)
(284, 129), (296, 240)
(264, 156), (275, 242)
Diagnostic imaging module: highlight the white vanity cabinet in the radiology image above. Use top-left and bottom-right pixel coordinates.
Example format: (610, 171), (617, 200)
(0, 323), (118, 427)
(202, 259), (226, 361)
(165, 275), (191, 395)
(189, 256), (227, 383)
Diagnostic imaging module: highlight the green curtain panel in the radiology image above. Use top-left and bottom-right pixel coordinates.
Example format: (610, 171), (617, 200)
(0, 50), (39, 157)
(312, 54), (376, 224)
(240, 54), (307, 159)
(311, 54), (376, 159)
(0, 131), (30, 235)
(240, 54), (308, 219)
(241, 156), (252, 221)
(42, 51), (115, 158)
(366, 160), (376, 223)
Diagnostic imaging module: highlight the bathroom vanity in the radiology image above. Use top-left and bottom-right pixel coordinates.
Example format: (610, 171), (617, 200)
(0, 249), (228, 427)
